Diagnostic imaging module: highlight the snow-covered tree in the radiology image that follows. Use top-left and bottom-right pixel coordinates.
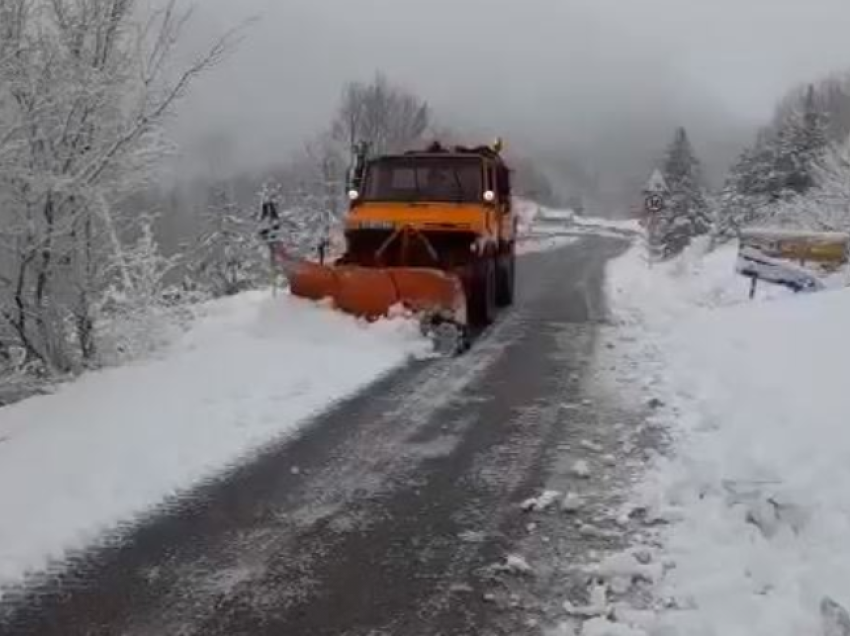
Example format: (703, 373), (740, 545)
(331, 72), (430, 155)
(95, 215), (184, 364)
(655, 127), (710, 258)
(0, 0), (238, 375)
(771, 135), (850, 233)
(188, 180), (266, 297)
(714, 90), (830, 242)
(713, 135), (775, 241)
(259, 132), (348, 263)
(770, 85), (829, 197)
(775, 76), (850, 145)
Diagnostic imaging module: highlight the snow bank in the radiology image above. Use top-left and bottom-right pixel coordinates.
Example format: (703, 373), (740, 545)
(607, 238), (791, 331)
(0, 290), (429, 593)
(515, 197), (544, 234)
(516, 201), (580, 255)
(574, 216), (641, 234)
(604, 240), (850, 636)
(518, 234), (578, 255)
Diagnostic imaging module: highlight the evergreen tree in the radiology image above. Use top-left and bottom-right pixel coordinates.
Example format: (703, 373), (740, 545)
(713, 136), (774, 241)
(782, 85), (829, 194)
(713, 90), (829, 243)
(656, 127), (710, 258)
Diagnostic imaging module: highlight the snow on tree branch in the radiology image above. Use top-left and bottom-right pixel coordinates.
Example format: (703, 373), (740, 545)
(0, 0), (244, 377)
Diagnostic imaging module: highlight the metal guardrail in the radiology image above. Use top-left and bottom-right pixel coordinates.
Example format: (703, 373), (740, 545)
(736, 246), (825, 298)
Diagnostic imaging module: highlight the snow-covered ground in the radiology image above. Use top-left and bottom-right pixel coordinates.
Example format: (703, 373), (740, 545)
(600, 239), (850, 636)
(515, 201), (640, 255)
(0, 290), (429, 595)
(515, 201), (579, 254)
(573, 215), (641, 235)
(518, 234), (579, 255)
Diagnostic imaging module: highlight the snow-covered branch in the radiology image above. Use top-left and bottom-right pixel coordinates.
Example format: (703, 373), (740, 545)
(0, 0), (242, 375)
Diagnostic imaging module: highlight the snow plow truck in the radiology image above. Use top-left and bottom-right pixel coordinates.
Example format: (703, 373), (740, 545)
(262, 139), (517, 353)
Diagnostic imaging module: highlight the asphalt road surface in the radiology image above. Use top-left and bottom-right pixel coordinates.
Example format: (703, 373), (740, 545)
(0, 233), (638, 636)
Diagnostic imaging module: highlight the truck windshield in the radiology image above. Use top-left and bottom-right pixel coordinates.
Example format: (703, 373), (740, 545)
(361, 157), (484, 203)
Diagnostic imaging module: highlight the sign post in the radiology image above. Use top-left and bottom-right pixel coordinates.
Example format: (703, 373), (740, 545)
(641, 169), (668, 266)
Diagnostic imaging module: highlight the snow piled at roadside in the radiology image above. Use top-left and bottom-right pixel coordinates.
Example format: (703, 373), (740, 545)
(602, 239), (850, 636)
(518, 234), (579, 255)
(516, 201), (579, 254)
(0, 290), (429, 594)
(574, 215), (641, 234)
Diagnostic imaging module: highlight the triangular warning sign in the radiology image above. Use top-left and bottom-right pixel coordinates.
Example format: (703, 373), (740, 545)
(644, 169), (669, 194)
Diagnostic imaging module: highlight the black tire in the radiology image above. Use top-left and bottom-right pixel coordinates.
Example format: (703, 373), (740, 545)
(483, 256), (497, 325)
(467, 257), (497, 329)
(496, 250), (515, 307)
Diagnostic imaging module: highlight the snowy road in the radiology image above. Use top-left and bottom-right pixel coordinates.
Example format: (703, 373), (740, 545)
(1, 235), (631, 636)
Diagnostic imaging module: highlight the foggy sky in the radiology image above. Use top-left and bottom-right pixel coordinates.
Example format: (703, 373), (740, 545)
(171, 0), (850, 204)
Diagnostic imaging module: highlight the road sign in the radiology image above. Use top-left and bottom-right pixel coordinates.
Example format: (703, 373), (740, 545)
(645, 194), (665, 213)
(644, 169), (669, 195)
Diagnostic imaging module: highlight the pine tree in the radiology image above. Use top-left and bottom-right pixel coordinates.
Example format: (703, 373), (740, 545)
(713, 136), (774, 241)
(768, 85), (829, 198)
(788, 85), (829, 192)
(656, 127), (710, 258)
(713, 93), (829, 243)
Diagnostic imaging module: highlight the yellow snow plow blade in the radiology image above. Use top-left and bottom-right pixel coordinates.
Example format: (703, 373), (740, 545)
(286, 260), (467, 325)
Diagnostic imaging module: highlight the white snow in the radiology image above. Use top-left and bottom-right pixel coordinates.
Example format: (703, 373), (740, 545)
(514, 197), (544, 234)
(564, 581), (610, 618)
(562, 491), (584, 513)
(501, 554), (534, 575)
(580, 439), (604, 453)
(573, 215), (641, 234)
(572, 459), (592, 478)
(522, 489), (563, 512)
(518, 234), (579, 255)
(516, 202), (581, 255)
(586, 552), (663, 587)
(603, 237), (850, 636)
(539, 208), (577, 222)
(0, 290), (429, 594)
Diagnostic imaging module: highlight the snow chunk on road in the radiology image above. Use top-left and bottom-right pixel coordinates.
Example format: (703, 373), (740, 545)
(564, 581), (610, 618)
(588, 552), (662, 585)
(0, 290), (429, 593)
(498, 554), (534, 576)
(562, 491), (584, 513)
(522, 490), (562, 512)
(572, 460), (592, 478)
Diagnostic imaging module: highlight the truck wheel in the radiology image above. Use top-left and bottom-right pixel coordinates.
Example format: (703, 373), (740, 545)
(484, 256), (498, 324)
(468, 257), (497, 329)
(496, 251), (515, 307)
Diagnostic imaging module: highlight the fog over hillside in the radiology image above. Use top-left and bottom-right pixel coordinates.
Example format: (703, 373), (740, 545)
(170, 0), (850, 211)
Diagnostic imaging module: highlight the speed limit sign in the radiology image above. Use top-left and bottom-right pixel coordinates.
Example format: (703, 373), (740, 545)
(645, 194), (665, 213)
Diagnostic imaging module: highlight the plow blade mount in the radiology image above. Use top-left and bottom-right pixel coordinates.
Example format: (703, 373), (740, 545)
(287, 261), (467, 325)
